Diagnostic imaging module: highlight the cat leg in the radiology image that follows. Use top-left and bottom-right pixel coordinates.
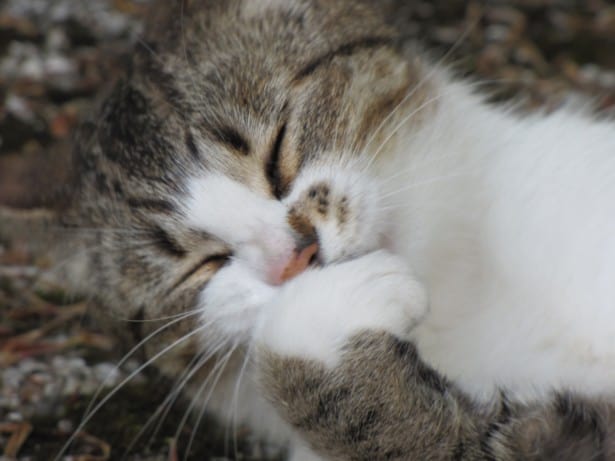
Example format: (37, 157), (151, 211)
(254, 253), (615, 460)
(254, 250), (445, 460)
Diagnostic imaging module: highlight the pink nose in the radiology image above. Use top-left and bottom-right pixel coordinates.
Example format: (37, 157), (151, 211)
(273, 242), (319, 285)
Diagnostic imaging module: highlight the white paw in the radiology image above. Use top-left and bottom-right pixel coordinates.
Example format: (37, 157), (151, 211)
(198, 260), (278, 346)
(255, 250), (427, 367)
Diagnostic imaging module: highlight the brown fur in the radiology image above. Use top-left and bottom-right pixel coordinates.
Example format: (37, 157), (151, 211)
(0, 0), (426, 362)
(260, 332), (615, 460)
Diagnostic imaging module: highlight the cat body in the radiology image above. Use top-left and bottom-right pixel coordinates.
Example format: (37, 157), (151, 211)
(382, 77), (615, 401)
(3, 1), (615, 459)
(254, 76), (615, 458)
(256, 72), (615, 458)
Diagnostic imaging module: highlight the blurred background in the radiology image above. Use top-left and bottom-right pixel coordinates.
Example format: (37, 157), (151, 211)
(0, 0), (614, 459)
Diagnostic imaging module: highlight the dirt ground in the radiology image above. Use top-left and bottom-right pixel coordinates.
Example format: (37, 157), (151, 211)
(1, 1), (614, 460)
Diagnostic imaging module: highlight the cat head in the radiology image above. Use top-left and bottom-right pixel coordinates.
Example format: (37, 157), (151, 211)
(0, 0), (429, 371)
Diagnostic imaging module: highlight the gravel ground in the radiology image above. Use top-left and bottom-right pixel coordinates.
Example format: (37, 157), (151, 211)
(1, 1), (614, 460)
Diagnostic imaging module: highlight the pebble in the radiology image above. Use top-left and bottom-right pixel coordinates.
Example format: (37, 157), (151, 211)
(1, 354), (130, 419)
(0, 0), (148, 155)
(4, 0), (147, 41)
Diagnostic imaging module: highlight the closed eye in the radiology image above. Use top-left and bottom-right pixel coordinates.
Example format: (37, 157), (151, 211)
(266, 123), (287, 199)
(150, 226), (188, 258)
(166, 252), (231, 296)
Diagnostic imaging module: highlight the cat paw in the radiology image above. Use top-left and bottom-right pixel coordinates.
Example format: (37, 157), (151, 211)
(198, 260), (278, 346)
(254, 250), (427, 367)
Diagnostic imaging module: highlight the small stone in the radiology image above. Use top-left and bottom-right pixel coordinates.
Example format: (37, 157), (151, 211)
(46, 27), (69, 51)
(7, 411), (23, 422)
(93, 362), (121, 386)
(57, 418), (73, 432)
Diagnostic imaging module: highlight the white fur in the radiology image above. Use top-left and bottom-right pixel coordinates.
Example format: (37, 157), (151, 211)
(283, 162), (388, 263)
(255, 250), (427, 367)
(183, 67), (615, 457)
(185, 175), (297, 284)
(198, 261), (277, 346)
(186, 79), (615, 399)
(378, 76), (615, 401)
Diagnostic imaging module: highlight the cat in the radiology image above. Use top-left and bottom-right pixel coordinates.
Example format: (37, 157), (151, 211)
(2, 0), (615, 459)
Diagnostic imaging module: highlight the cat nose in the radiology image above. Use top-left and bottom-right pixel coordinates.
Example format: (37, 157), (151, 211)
(271, 240), (319, 285)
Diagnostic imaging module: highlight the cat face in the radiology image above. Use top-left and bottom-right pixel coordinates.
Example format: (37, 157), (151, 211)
(59, 0), (426, 368)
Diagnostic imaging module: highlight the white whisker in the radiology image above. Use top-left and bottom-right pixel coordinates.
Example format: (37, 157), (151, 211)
(54, 321), (211, 461)
(380, 170), (481, 201)
(181, 342), (240, 461)
(117, 307), (207, 323)
(362, 79), (500, 177)
(362, 15), (480, 158)
(227, 342), (254, 459)
(82, 309), (205, 417)
(123, 340), (227, 458)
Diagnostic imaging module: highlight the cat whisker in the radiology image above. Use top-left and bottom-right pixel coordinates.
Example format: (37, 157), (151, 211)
(82, 309), (207, 418)
(54, 321), (212, 461)
(362, 14), (480, 157)
(355, 75), (517, 186)
(123, 340), (227, 459)
(136, 37), (165, 65)
(132, 353), (205, 457)
(380, 170), (483, 201)
(227, 342), (254, 459)
(363, 82), (484, 175)
(155, 341), (229, 439)
(348, 90), (449, 194)
(147, 352), (210, 444)
(83, 310), (209, 418)
(48, 226), (150, 235)
(117, 308), (207, 323)
(121, 351), (203, 460)
(180, 341), (240, 461)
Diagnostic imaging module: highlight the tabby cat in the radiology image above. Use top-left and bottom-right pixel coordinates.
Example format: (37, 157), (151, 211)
(2, 1), (615, 459)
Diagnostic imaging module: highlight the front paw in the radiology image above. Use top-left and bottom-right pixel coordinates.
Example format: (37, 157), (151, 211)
(255, 250), (427, 367)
